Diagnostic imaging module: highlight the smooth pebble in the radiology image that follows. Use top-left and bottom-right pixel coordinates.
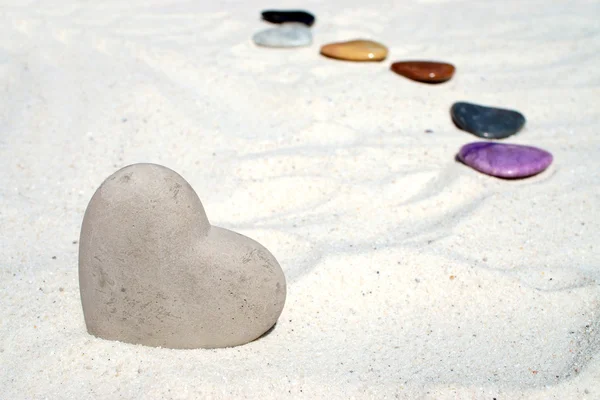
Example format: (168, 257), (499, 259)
(253, 23), (312, 48)
(390, 61), (455, 83)
(262, 10), (315, 26)
(451, 101), (526, 139)
(320, 39), (388, 62)
(458, 142), (553, 178)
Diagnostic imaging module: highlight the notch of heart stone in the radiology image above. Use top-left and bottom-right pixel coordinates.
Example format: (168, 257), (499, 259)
(78, 163), (287, 349)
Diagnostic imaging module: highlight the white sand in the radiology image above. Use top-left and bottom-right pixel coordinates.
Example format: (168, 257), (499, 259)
(1, 0), (599, 398)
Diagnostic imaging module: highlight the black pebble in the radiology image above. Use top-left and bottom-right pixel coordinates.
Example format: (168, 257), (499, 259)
(450, 101), (526, 139)
(261, 10), (315, 27)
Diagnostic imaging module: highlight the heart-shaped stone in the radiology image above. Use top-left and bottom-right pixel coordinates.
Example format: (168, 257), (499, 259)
(79, 164), (286, 349)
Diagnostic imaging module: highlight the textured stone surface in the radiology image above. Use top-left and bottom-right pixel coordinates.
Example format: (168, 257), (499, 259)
(252, 23), (312, 48)
(390, 61), (455, 83)
(79, 163), (287, 349)
(320, 39), (388, 61)
(451, 101), (526, 139)
(262, 10), (315, 26)
(458, 142), (553, 178)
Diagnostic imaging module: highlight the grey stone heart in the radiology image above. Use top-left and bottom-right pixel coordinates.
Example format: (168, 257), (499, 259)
(79, 163), (286, 349)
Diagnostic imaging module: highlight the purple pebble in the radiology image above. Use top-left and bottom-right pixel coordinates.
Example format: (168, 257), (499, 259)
(458, 142), (553, 178)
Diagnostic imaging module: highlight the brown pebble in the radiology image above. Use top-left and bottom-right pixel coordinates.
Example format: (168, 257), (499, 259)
(320, 39), (388, 62)
(390, 61), (455, 83)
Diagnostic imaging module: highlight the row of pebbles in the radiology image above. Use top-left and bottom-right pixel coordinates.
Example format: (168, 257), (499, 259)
(252, 10), (553, 179)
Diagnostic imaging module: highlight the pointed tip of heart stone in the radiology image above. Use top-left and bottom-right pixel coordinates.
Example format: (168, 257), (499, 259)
(79, 163), (286, 349)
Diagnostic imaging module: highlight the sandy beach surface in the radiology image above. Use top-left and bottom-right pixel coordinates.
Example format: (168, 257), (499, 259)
(1, 0), (599, 398)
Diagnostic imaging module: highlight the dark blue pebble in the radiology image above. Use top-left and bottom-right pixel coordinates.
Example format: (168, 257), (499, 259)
(450, 101), (526, 139)
(261, 10), (316, 27)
